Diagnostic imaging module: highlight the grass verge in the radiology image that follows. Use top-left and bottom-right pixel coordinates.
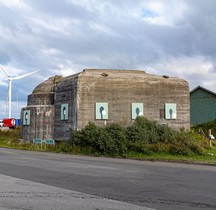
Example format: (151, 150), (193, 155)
(1, 126), (216, 165)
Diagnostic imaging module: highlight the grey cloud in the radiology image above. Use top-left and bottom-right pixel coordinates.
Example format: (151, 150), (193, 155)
(25, 0), (95, 20)
(184, 0), (216, 56)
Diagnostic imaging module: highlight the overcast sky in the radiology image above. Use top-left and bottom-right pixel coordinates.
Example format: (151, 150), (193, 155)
(0, 0), (216, 118)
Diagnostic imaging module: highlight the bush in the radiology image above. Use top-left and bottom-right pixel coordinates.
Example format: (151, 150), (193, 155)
(105, 124), (127, 156)
(156, 124), (176, 143)
(126, 117), (159, 145)
(169, 130), (206, 155)
(70, 122), (127, 156)
(192, 119), (216, 137)
(169, 143), (192, 156)
(80, 122), (100, 147)
(95, 128), (113, 155)
(69, 117), (208, 157)
(126, 117), (176, 152)
(70, 129), (83, 146)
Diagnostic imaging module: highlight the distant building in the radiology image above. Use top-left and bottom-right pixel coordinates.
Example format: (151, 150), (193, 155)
(190, 86), (216, 125)
(21, 69), (190, 141)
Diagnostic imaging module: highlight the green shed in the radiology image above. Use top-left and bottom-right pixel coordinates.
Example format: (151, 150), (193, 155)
(190, 86), (216, 125)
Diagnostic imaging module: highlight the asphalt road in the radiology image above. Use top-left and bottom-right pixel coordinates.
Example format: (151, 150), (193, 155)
(0, 148), (216, 210)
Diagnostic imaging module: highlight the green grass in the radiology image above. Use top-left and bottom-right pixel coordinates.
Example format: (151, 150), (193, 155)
(126, 150), (216, 165)
(0, 127), (21, 148)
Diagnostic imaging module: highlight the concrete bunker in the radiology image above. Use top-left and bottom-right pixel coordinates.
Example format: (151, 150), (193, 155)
(21, 69), (190, 141)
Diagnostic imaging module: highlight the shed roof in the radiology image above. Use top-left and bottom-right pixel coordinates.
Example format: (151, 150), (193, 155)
(190, 86), (216, 96)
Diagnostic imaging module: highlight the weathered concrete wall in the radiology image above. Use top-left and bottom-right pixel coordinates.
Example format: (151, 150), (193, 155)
(21, 76), (62, 141)
(76, 69), (190, 130)
(54, 74), (79, 141)
(21, 104), (55, 141)
(28, 93), (54, 105)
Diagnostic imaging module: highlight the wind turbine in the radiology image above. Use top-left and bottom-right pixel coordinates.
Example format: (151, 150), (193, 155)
(0, 65), (38, 118)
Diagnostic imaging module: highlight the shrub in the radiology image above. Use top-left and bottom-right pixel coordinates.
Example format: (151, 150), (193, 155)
(95, 128), (113, 155)
(105, 124), (127, 156)
(126, 117), (159, 144)
(80, 122), (100, 147)
(70, 122), (127, 156)
(169, 130), (206, 155)
(70, 122), (99, 148)
(70, 129), (83, 146)
(147, 143), (170, 153)
(69, 117), (208, 157)
(169, 143), (192, 156)
(156, 124), (176, 143)
(126, 117), (176, 152)
(192, 119), (216, 137)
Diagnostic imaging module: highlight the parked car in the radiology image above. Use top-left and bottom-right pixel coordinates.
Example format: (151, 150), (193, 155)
(0, 120), (3, 127)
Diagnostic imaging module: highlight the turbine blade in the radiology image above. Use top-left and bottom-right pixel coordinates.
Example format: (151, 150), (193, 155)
(12, 70), (39, 80)
(0, 65), (10, 77)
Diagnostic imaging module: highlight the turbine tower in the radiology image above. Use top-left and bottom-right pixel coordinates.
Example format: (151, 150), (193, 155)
(0, 65), (38, 118)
